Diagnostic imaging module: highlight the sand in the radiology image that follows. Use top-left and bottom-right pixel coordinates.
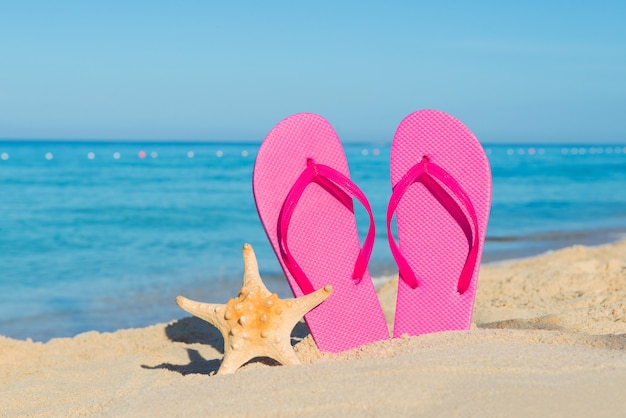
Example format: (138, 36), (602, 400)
(2, 240), (626, 417)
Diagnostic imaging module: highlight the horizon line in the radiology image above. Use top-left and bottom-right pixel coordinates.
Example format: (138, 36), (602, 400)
(1, 138), (625, 147)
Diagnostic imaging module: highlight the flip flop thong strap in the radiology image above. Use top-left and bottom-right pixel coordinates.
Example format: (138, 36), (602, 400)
(387, 157), (480, 294)
(277, 158), (376, 295)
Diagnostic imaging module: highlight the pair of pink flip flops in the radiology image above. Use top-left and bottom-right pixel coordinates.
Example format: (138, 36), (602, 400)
(253, 110), (492, 353)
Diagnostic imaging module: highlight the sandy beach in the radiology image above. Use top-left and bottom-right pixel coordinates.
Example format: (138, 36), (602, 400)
(2, 240), (625, 417)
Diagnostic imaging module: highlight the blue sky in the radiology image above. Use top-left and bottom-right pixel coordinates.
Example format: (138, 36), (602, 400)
(1, 1), (625, 143)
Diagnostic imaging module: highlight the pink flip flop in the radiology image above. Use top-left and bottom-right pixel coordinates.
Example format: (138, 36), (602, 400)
(387, 110), (492, 338)
(253, 113), (389, 353)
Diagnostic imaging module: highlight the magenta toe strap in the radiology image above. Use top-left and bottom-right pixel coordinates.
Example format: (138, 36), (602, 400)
(277, 158), (376, 295)
(387, 157), (480, 294)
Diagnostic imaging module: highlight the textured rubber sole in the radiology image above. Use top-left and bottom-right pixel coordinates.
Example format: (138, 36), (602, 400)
(390, 110), (492, 338)
(254, 113), (389, 352)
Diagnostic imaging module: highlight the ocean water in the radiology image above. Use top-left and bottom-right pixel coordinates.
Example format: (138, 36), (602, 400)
(1, 141), (625, 341)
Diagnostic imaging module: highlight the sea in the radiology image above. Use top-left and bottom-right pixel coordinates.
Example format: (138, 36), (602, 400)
(1, 141), (626, 341)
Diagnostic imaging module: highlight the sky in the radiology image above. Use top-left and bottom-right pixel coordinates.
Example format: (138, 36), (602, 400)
(0, 1), (625, 144)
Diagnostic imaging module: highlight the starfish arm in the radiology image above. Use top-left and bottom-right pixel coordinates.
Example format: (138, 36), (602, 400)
(218, 341), (300, 375)
(266, 340), (301, 367)
(217, 347), (256, 375)
(282, 285), (333, 329)
(176, 295), (226, 331)
(242, 243), (271, 295)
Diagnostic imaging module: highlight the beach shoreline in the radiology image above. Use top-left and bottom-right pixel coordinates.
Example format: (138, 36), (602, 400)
(5, 230), (625, 344)
(2, 239), (625, 416)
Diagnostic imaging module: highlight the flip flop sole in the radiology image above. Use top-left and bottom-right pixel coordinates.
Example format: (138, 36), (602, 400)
(390, 110), (492, 337)
(254, 113), (389, 352)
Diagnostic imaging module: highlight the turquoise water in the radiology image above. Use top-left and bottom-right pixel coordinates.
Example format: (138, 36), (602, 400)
(1, 141), (625, 341)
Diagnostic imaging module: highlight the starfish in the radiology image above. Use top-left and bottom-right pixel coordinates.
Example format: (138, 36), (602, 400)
(176, 243), (333, 375)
